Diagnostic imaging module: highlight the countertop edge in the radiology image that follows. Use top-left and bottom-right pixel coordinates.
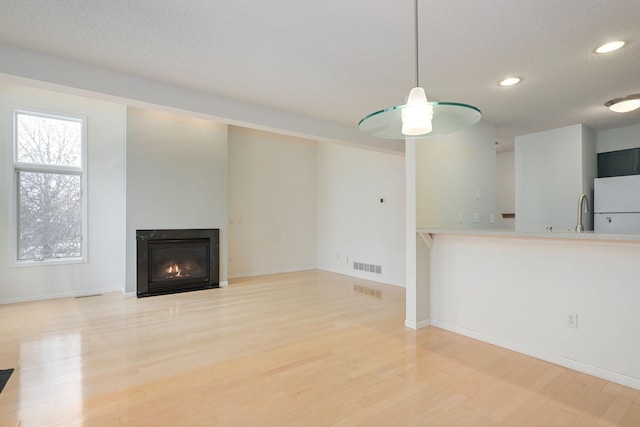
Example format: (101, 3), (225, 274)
(416, 228), (640, 242)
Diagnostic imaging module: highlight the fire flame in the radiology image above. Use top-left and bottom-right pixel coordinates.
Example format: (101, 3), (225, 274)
(164, 261), (182, 277)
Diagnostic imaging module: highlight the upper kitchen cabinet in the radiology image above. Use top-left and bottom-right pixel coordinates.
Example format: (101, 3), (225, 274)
(597, 148), (640, 178)
(515, 124), (596, 232)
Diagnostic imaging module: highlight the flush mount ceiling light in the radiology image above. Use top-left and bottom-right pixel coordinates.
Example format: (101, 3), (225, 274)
(499, 77), (521, 87)
(595, 40), (625, 54)
(605, 94), (640, 113)
(358, 0), (481, 139)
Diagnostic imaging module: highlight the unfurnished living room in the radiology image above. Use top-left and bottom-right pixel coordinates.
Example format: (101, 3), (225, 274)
(1, 1), (640, 426)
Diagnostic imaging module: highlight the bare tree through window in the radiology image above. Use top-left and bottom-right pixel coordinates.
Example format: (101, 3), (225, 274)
(15, 112), (84, 261)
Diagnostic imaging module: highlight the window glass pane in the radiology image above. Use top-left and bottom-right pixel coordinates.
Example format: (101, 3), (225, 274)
(17, 172), (82, 260)
(16, 113), (82, 167)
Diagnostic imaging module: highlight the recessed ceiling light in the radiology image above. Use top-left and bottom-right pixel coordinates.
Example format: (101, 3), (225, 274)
(499, 77), (521, 87)
(595, 41), (625, 54)
(605, 94), (640, 113)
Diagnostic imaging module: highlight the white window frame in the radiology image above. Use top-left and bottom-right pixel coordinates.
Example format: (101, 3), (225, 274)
(12, 108), (88, 266)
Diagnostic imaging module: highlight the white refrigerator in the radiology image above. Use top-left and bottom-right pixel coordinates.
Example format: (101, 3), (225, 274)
(594, 175), (640, 233)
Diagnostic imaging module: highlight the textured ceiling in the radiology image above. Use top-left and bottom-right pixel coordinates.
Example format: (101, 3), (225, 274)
(1, 0), (639, 150)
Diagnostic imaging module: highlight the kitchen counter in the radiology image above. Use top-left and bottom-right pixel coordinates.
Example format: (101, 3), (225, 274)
(417, 228), (640, 242)
(410, 227), (640, 390)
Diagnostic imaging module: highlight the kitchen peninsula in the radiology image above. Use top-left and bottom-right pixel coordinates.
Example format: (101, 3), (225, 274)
(406, 115), (640, 391)
(413, 228), (640, 390)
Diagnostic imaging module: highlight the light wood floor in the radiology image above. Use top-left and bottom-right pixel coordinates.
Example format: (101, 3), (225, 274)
(1, 270), (639, 426)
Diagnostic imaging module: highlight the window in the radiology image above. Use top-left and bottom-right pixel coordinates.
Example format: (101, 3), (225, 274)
(13, 110), (86, 263)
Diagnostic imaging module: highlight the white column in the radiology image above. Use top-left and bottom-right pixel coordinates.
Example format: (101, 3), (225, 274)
(405, 138), (430, 328)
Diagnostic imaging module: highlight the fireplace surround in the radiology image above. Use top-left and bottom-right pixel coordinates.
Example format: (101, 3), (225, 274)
(136, 229), (219, 297)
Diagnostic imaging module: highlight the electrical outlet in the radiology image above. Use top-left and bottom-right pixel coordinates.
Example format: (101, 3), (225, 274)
(458, 212), (464, 223)
(567, 313), (578, 329)
(489, 213), (495, 224)
(473, 213), (480, 223)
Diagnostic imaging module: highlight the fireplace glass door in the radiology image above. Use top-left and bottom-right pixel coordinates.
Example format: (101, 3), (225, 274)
(148, 239), (210, 292)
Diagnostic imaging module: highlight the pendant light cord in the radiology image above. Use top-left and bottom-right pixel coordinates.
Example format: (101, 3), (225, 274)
(414, 0), (419, 87)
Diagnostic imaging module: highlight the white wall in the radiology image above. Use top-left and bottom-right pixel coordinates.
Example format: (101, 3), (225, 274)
(125, 107), (228, 293)
(0, 82), (126, 303)
(430, 234), (640, 389)
(495, 150), (515, 229)
(515, 124), (596, 232)
(597, 123), (640, 153)
(416, 120), (497, 229)
(227, 126), (317, 278)
(316, 142), (405, 287)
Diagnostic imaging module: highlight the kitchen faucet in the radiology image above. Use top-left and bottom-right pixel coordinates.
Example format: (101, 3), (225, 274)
(575, 193), (589, 232)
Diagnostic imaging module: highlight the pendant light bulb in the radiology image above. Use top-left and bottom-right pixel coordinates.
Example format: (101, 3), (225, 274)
(401, 87), (433, 136)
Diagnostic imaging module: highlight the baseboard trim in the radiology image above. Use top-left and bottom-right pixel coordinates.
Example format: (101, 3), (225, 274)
(405, 318), (431, 329)
(431, 320), (640, 391)
(0, 287), (124, 305)
(227, 266), (317, 280)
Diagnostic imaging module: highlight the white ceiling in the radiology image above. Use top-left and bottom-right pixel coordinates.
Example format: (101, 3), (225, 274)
(1, 0), (639, 151)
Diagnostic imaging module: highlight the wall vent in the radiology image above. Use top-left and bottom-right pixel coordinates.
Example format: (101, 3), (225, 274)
(353, 262), (382, 274)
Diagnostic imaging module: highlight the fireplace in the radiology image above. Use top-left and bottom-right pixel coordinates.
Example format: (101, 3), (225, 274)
(136, 229), (219, 297)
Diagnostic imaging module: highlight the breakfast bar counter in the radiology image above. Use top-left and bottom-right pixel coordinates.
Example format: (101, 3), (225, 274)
(411, 227), (640, 390)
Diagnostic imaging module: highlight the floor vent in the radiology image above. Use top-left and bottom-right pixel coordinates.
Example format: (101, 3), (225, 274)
(353, 262), (382, 274)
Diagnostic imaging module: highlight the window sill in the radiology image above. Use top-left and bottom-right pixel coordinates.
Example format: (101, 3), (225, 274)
(12, 257), (86, 268)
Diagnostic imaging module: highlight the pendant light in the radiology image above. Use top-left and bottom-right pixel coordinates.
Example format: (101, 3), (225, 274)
(358, 0), (481, 139)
